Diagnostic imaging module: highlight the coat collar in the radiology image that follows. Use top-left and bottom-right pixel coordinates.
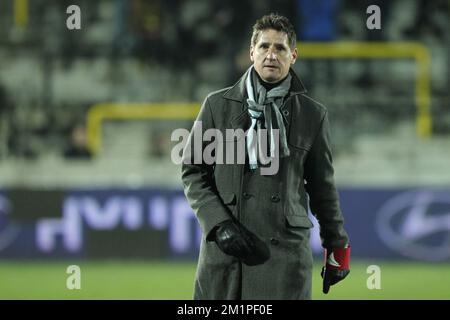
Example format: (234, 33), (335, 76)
(223, 67), (307, 102)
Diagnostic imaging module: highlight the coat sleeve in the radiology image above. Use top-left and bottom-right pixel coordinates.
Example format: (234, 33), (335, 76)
(181, 97), (231, 241)
(304, 111), (349, 248)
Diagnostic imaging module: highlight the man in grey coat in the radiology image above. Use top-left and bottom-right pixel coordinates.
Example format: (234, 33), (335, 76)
(181, 13), (350, 300)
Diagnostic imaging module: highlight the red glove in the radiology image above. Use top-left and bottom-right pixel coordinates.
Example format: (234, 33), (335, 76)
(321, 246), (351, 294)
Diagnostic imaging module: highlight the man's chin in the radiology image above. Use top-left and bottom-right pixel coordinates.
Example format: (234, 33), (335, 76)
(260, 73), (281, 84)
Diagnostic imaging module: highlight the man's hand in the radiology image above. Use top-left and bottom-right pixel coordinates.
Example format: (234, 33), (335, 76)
(214, 220), (270, 266)
(321, 246), (351, 294)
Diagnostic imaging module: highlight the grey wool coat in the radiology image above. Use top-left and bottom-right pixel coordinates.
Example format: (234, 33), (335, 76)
(181, 68), (349, 300)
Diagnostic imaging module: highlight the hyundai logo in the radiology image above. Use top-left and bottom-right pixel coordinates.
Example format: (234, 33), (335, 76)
(376, 190), (450, 261)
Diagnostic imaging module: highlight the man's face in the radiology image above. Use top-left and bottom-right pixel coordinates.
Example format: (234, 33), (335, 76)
(250, 29), (297, 83)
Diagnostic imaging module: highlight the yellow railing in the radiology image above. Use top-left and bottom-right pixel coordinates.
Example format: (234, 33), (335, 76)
(298, 42), (431, 138)
(14, 0), (29, 28)
(86, 103), (200, 154)
(86, 42), (432, 155)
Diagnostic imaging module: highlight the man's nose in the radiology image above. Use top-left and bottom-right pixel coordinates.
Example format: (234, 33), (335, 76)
(266, 49), (276, 60)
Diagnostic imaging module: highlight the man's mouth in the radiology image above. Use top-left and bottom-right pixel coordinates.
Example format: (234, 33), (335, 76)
(264, 65), (278, 69)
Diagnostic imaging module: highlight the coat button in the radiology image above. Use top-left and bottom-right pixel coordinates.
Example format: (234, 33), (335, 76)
(243, 192), (251, 200)
(282, 109), (289, 116)
(270, 238), (279, 245)
(270, 195), (280, 203)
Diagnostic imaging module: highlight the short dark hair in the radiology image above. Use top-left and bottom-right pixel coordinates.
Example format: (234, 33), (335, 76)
(251, 13), (297, 49)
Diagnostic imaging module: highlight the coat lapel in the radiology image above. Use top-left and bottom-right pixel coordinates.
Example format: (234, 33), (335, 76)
(224, 68), (250, 130)
(280, 69), (308, 135)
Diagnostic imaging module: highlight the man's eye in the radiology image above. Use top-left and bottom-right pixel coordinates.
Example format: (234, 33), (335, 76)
(260, 44), (269, 49)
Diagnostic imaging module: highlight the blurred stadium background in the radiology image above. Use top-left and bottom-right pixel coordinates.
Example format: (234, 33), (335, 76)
(0, 0), (449, 299)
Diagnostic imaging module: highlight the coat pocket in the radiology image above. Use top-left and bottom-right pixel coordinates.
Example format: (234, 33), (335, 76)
(285, 203), (314, 229)
(285, 215), (313, 228)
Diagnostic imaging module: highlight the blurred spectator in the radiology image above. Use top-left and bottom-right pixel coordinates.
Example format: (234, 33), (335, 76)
(149, 130), (170, 159)
(403, 0), (448, 39)
(296, 0), (339, 41)
(63, 123), (92, 159)
(295, 0), (340, 87)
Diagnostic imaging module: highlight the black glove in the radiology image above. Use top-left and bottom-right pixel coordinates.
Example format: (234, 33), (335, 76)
(214, 220), (270, 266)
(321, 246), (351, 294)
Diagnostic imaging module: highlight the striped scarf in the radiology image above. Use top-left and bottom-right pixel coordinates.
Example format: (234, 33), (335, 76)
(245, 67), (291, 169)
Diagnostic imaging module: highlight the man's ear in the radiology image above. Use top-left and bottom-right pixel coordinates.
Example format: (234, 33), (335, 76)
(291, 47), (298, 64)
(250, 46), (254, 62)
